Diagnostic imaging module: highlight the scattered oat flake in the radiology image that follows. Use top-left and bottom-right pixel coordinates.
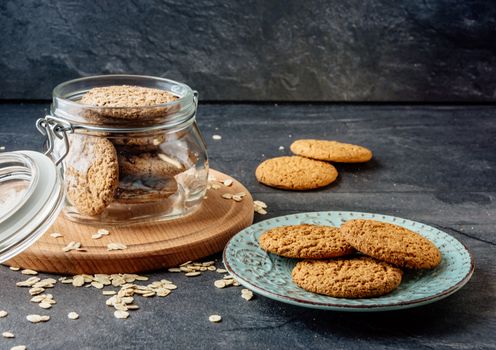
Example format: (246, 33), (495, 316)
(278, 146), (285, 150)
(114, 310), (129, 319)
(9, 266), (20, 271)
(254, 207), (267, 215)
(156, 289), (171, 297)
(27, 315), (40, 322)
(11, 346), (27, 350)
(98, 228), (109, 235)
(92, 228), (110, 239)
(209, 314), (222, 323)
(63, 241), (82, 252)
(152, 138), (161, 146)
(30, 295), (45, 303)
(38, 302), (52, 309)
(185, 272), (201, 277)
(33, 278), (56, 288)
(212, 135), (222, 140)
(221, 193), (232, 199)
(91, 281), (104, 289)
(16, 277), (40, 287)
(102, 290), (116, 296)
(167, 268), (181, 273)
(223, 279), (234, 287)
(241, 289), (254, 301)
(68, 312), (79, 320)
(253, 200), (267, 209)
(162, 283), (177, 290)
(0, 310), (8, 318)
(29, 287), (45, 296)
(72, 275), (85, 287)
(254, 200), (268, 215)
(26, 314), (49, 323)
(50, 232), (63, 238)
(21, 269), (38, 275)
(2, 331), (14, 338)
(107, 243), (127, 251)
(223, 179), (233, 187)
(232, 195), (243, 202)
(157, 153), (183, 169)
(214, 280), (226, 289)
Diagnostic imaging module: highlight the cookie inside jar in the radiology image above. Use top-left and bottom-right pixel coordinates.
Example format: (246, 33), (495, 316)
(52, 76), (208, 225)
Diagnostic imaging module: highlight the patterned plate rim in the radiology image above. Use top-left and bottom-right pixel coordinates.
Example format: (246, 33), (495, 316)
(223, 211), (475, 312)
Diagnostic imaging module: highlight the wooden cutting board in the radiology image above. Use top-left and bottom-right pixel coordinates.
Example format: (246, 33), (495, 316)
(5, 170), (254, 275)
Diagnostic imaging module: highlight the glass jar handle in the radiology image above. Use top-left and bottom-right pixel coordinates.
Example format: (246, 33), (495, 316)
(36, 116), (73, 166)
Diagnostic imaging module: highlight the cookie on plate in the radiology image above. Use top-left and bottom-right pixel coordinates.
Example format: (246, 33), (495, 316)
(65, 136), (119, 216)
(290, 139), (372, 163)
(340, 219), (442, 269)
(291, 257), (403, 298)
(259, 224), (354, 259)
(118, 152), (185, 178)
(115, 175), (178, 203)
(255, 156), (338, 190)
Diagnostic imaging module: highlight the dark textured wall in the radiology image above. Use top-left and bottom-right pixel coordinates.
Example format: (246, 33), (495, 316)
(0, 0), (495, 101)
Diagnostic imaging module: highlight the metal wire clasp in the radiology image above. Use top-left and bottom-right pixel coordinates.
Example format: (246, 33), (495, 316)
(36, 116), (73, 166)
(193, 90), (199, 109)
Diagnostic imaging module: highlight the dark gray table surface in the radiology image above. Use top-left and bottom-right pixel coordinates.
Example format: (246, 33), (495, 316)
(0, 103), (495, 350)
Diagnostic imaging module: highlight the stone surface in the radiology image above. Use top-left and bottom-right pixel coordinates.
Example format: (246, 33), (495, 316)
(0, 103), (495, 349)
(0, 1), (496, 101)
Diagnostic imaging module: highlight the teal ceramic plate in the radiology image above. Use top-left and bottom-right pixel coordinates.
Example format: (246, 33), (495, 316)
(223, 211), (474, 312)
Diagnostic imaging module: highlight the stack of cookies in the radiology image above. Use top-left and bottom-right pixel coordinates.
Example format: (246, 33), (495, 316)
(256, 140), (372, 190)
(259, 219), (442, 298)
(64, 85), (185, 216)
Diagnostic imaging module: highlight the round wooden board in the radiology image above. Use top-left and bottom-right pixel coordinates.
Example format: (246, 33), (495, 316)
(5, 170), (254, 275)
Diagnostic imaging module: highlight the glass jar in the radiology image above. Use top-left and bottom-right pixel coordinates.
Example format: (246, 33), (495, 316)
(41, 74), (208, 225)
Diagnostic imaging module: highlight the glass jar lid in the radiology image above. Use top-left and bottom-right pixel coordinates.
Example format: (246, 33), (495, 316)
(0, 151), (64, 263)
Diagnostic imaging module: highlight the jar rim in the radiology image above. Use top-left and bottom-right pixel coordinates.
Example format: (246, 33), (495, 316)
(50, 74), (198, 129)
(52, 74), (195, 110)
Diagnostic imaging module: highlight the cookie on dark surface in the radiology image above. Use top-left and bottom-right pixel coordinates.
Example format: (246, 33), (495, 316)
(255, 156), (338, 190)
(290, 139), (372, 163)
